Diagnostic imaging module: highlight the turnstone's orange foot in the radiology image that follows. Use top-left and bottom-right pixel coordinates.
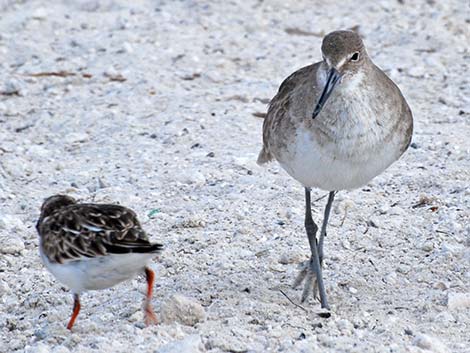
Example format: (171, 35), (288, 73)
(143, 267), (158, 326)
(36, 194), (163, 330)
(144, 306), (158, 326)
(66, 294), (81, 330)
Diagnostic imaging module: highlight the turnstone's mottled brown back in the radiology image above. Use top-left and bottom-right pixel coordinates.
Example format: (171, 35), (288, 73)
(37, 195), (162, 264)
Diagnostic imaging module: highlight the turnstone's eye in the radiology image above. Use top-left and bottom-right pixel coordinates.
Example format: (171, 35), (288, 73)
(350, 52), (360, 62)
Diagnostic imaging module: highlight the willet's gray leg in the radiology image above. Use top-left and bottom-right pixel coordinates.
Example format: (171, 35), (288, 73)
(318, 191), (336, 265)
(293, 188), (329, 309)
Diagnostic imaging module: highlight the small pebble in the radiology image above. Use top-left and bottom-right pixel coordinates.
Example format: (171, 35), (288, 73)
(334, 198), (355, 215)
(65, 132), (89, 144)
(433, 281), (449, 290)
(0, 236), (25, 254)
(434, 311), (454, 325)
(439, 243), (461, 257)
(278, 251), (304, 265)
(156, 335), (203, 353)
(377, 205), (389, 214)
(79, 0), (100, 12)
(421, 241), (434, 252)
(447, 292), (470, 310)
(396, 264), (410, 274)
(97, 177), (108, 189)
(368, 217), (380, 228)
(407, 66), (426, 78)
(134, 322), (146, 329)
(336, 319), (354, 334)
(31, 7), (47, 19)
(160, 294), (206, 326)
(0, 214), (25, 231)
(25, 343), (50, 353)
(317, 334), (336, 348)
(34, 328), (47, 340)
(0, 279), (11, 297)
(179, 216), (206, 228)
(52, 346), (70, 353)
(179, 171), (206, 186)
(413, 333), (449, 353)
(383, 272), (397, 284)
(206, 334), (249, 353)
(1, 79), (24, 95)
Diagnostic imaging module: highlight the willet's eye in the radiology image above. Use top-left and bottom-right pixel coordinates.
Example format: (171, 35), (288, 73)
(350, 52), (359, 62)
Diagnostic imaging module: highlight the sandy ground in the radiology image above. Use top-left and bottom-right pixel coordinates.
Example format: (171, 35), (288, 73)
(0, 0), (469, 352)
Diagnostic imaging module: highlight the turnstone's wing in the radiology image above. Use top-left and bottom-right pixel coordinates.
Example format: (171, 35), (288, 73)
(38, 204), (162, 264)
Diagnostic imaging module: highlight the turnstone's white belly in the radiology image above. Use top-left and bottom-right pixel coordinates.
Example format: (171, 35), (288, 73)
(40, 250), (154, 292)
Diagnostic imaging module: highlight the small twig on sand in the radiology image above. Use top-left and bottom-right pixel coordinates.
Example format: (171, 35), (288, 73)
(368, 259), (378, 271)
(363, 221), (369, 234)
(284, 27), (324, 37)
(313, 193), (328, 203)
(25, 71), (93, 78)
(279, 289), (307, 312)
(28, 71), (76, 77)
(340, 205), (348, 227)
(0, 147), (12, 153)
(15, 124), (34, 133)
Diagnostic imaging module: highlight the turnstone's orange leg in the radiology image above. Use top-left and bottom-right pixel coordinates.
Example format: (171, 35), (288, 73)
(144, 267), (158, 325)
(66, 294), (81, 330)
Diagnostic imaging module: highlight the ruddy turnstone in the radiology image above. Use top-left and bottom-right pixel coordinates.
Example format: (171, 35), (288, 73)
(258, 30), (413, 309)
(36, 194), (163, 329)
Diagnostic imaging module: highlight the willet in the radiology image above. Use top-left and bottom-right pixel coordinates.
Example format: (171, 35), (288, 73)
(258, 30), (413, 310)
(36, 195), (163, 329)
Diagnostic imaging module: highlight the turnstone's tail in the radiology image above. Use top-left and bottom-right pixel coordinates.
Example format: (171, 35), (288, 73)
(105, 242), (163, 255)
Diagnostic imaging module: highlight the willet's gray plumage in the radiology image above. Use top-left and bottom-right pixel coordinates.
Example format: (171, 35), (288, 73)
(258, 30), (413, 311)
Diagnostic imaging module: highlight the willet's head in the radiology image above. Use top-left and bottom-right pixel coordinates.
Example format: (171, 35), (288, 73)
(312, 30), (368, 119)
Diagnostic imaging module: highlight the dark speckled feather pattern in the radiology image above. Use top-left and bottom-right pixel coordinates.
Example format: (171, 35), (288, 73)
(37, 195), (162, 264)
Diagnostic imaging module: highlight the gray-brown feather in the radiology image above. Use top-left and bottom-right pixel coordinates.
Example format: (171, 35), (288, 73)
(258, 64), (319, 165)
